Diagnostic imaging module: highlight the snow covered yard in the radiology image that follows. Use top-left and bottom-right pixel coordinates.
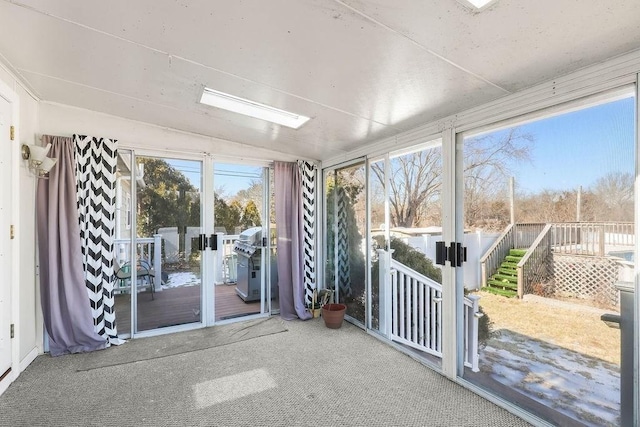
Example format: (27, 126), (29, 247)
(481, 330), (620, 426)
(474, 291), (621, 426)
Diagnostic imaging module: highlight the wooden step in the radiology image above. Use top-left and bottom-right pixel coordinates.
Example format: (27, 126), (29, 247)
(482, 286), (518, 297)
(487, 279), (518, 290)
(500, 261), (518, 269)
(509, 249), (527, 257)
(491, 274), (518, 283)
(505, 255), (523, 263)
(497, 267), (518, 276)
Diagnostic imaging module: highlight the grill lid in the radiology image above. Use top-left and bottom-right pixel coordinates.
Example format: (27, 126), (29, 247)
(234, 227), (263, 255)
(234, 241), (257, 256)
(238, 226), (262, 245)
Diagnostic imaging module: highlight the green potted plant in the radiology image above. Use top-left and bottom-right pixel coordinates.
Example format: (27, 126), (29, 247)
(307, 289), (334, 318)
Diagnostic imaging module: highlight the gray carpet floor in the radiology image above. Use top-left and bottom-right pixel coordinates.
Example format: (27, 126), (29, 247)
(0, 317), (532, 427)
(79, 317), (287, 371)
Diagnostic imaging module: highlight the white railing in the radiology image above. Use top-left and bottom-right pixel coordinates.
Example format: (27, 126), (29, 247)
(551, 222), (634, 256)
(379, 250), (480, 372)
(115, 233), (241, 287)
(114, 234), (163, 291)
(480, 224), (514, 289)
(463, 294), (481, 372)
(217, 234), (239, 284)
(517, 224), (553, 297)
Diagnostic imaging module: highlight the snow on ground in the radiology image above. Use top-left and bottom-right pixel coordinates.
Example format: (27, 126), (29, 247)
(162, 271), (201, 289)
(482, 329), (620, 427)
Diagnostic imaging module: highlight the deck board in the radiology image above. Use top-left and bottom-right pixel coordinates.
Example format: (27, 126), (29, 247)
(114, 284), (261, 335)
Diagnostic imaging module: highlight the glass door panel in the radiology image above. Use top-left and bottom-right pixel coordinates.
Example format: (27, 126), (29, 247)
(325, 162), (367, 325)
(368, 142), (444, 368)
(213, 163), (269, 321)
(134, 156), (203, 332)
(268, 166), (278, 314)
(458, 94), (634, 426)
(113, 149), (134, 336)
(368, 157), (386, 334)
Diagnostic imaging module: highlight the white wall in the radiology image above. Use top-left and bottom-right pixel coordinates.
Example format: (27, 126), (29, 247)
(39, 102), (301, 162)
(0, 65), (41, 372)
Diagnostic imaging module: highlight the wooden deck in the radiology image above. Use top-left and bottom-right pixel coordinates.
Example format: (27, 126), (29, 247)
(214, 284), (263, 320)
(114, 284), (261, 335)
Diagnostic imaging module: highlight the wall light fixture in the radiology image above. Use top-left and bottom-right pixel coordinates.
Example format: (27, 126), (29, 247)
(21, 143), (57, 177)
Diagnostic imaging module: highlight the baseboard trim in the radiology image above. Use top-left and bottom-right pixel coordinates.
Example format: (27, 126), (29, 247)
(19, 347), (39, 372)
(0, 369), (17, 396)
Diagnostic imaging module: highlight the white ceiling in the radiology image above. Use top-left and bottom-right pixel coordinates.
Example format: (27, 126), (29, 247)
(1, 0), (640, 161)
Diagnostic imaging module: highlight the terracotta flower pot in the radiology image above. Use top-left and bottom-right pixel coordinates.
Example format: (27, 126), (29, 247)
(322, 303), (347, 329)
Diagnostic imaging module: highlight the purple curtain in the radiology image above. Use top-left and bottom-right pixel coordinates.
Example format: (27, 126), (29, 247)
(36, 135), (107, 356)
(274, 162), (312, 320)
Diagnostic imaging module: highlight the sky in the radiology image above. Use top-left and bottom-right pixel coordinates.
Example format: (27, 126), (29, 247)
(165, 159), (263, 197)
(213, 163), (263, 197)
(480, 96), (635, 194)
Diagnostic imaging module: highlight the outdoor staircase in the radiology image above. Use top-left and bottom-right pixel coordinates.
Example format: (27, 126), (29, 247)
(484, 249), (527, 297)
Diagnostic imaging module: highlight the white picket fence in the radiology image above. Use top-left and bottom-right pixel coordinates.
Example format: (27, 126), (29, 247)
(379, 252), (481, 372)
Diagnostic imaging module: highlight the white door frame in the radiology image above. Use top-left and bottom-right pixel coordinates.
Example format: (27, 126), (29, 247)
(208, 160), (272, 324)
(0, 79), (20, 396)
(119, 147), (208, 338)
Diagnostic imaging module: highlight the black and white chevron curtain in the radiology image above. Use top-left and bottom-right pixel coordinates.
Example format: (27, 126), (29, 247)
(298, 161), (317, 306)
(336, 185), (352, 297)
(74, 134), (122, 344)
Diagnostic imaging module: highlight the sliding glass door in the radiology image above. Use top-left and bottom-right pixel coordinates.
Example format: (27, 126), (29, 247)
(457, 91), (635, 427)
(135, 156), (203, 332)
(365, 140), (444, 370)
(324, 161), (367, 326)
(113, 151), (203, 335)
(113, 153), (278, 335)
(212, 163), (273, 321)
(322, 88), (637, 426)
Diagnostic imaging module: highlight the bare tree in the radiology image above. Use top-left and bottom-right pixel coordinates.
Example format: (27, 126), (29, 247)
(371, 149), (442, 227)
(371, 128), (532, 229)
(517, 189), (579, 223)
(590, 171), (634, 221)
(464, 128), (533, 229)
(514, 172), (633, 224)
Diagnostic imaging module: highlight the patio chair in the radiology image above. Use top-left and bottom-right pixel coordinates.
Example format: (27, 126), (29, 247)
(114, 259), (155, 300)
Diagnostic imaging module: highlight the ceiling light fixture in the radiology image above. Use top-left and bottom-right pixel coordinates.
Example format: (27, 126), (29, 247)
(199, 87), (310, 129)
(458, 0), (496, 10)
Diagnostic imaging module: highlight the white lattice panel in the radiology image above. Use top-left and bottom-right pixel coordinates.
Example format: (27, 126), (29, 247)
(551, 253), (619, 306)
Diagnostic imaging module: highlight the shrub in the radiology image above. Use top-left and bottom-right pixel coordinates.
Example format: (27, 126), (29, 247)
(477, 306), (493, 346)
(387, 236), (442, 282)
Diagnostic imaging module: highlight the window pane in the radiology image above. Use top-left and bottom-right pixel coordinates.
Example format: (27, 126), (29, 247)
(460, 94), (634, 427)
(325, 163), (367, 325)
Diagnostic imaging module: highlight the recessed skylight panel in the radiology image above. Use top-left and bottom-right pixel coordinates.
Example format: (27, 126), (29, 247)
(199, 87), (310, 129)
(458, 0), (496, 10)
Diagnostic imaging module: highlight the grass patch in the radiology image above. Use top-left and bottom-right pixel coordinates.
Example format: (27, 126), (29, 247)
(474, 291), (621, 365)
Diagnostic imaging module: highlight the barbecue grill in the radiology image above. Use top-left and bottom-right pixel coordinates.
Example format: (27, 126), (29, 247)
(234, 227), (263, 302)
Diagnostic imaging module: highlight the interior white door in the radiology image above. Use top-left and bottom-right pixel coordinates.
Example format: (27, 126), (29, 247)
(0, 94), (13, 377)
